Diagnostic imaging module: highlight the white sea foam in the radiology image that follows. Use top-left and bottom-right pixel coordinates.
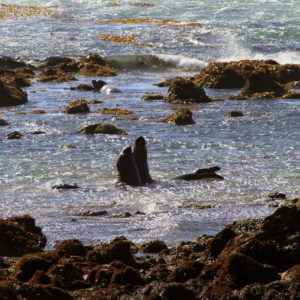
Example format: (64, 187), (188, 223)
(155, 54), (206, 71)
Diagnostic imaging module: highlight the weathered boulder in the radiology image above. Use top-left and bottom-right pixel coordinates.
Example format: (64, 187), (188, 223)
(77, 122), (127, 135)
(53, 239), (86, 258)
(164, 78), (212, 103)
(65, 99), (90, 114)
(139, 240), (168, 253)
(160, 108), (195, 125)
(78, 53), (117, 76)
(225, 110), (244, 117)
(37, 67), (77, 82)
(230, 69), (287, 99)
(0, 79), (28, 106)
(0, 215), (46, 256)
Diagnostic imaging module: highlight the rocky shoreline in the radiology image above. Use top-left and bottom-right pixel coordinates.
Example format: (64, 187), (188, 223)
(0, 198), (300, 299)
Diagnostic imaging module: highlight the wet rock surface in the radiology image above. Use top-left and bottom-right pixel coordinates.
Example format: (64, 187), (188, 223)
(164, 77), (212, 104)
(1, 199), (300, 299)
(160, 108), (195, 125)
(77, 122), (127, 135)
(0, 79), (28, 107)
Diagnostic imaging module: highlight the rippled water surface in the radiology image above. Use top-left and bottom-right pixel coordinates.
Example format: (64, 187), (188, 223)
(0, 0), (299, 247)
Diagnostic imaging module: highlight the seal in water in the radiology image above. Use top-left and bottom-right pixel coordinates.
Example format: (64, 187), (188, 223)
(132, 136), (153, 184)
(116, 146), (142, 186)
(173, 166), (224, 181)
(92, 80), (122, 94)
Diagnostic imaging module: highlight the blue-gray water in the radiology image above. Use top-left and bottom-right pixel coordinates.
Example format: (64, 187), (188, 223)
(0, 0), (299, 248)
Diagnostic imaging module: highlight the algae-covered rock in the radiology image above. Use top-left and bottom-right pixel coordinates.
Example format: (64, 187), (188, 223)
(0, 215), (46, 256)
(66, 99), (90, 114)
(77, 122), (127, 135)
(161, 108), (195, 125)
(164, 77), (212, 104)
(0, 79), (28, 107)
(139, 240), (168, 253)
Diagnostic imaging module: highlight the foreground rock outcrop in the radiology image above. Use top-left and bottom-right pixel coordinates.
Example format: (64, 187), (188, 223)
(0, 79), (28, 107)
(1, 198), (300, 299)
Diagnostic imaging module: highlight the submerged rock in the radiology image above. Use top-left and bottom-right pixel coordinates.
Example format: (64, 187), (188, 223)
(225, 110), (244, 117)
(0, 119), (9, 125)
(77, 123), (127, 135)
(7, 131), (23, 139)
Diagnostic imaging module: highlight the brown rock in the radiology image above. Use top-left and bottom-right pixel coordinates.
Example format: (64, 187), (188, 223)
(140, 240), (168, 253)
(0, 79), (28, 107)
(164, 78), (212, 104)
(54, 239), (86, 258)
(167, 261), (204, 283)
(37, 67), (77, 82)
(79, 62), (117, 77)
(13, 253), (53, 282)
(0, 119), (9, 126)
(77, 123), (127, 135)
(110, 266), (145, 285)
(0, 215), (46, 256)
(65, 99), (90, 114)
(70, 84), (94, 91)
(161, 108), (195, 125)
(282, 265), (300, 283)
(7, 131), (23, 139)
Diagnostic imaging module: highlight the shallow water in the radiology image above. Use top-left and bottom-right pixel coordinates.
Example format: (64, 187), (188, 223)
(0, 0), (300, 248)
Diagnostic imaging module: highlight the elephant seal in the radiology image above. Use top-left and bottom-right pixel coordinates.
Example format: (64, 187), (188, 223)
(92, 80), (122, 93)
(173, 166), (224, 181)
(132, 136), (153, 184)
(116, 146), (142, 186)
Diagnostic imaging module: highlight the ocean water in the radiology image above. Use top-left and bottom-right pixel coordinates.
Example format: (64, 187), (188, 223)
(0, 0), (299, 248)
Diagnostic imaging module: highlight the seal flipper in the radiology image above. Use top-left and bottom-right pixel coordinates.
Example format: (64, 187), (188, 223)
(132, 136), (153, 184)
(173, 166), (224, 181)
(195, 166), (221, 175)
(116, 146), (142, 186)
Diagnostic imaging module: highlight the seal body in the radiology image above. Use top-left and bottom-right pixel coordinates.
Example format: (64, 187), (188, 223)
(92, 80), (122, 94)
(173, 166), (224, 181)
(116, 146), (142, 186)
(132, 136), (153, 184)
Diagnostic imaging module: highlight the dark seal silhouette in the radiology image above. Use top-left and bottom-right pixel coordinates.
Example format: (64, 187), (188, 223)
(132, 136), (153, 184)
(116, 146), (142, 186)
(173, 166), (224, 181)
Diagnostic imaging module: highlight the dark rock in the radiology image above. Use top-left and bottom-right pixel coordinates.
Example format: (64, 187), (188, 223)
(167, 261), (204, 283)
(37, 67), (77, 82)
(231, 69), (287, 99)
(76, 210), (108, 216)
(161, 108), (195, 125)
(52, 183), (79, 190)
(7, 131), (23, 139)
(206, 227), (236, 259)
(0, 79), (28, 107)
(77, 122), (127, 135)
(47, 263), (84, 291)
(28, 270), (51, 284)
(70, 84), (94, 91)
(0, 215), (46, 256)
(268, 192), (287, 199)
(160, 283), (196, 300)
(83, 53), (106, 66)
(0, 119), (9, 126)
(44, 56), (76, 68)
(65, 99), (90, 114)
(110, 266), (145, 285)
(54, 239), (86, 258)
(164, 78), (212, 104)
(225, 111), (244, 117)
(140, 240), (168, 253)
(0, 56), (30, 69)
(205, 67), (246, 89)
(13, 253), (53, 282)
